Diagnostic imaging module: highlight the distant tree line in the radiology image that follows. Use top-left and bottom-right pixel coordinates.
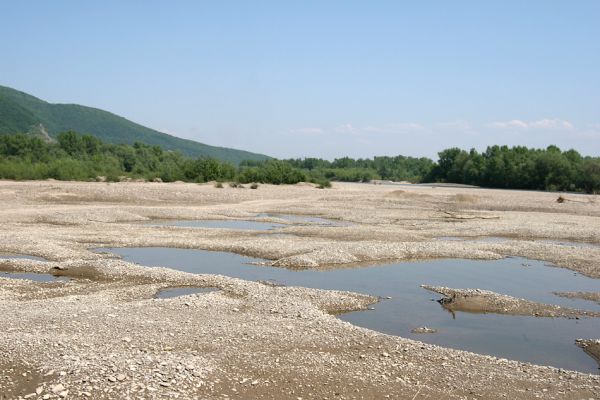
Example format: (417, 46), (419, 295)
(0, 132), (308, 185)
(426, 145), (600, 193)
(242, 155), (434, 184)
(1, 132), (599, 193)
(244, 145), (600, 193)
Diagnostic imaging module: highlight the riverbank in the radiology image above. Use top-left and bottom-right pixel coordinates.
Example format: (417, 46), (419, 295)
(1, 180), (599, 399)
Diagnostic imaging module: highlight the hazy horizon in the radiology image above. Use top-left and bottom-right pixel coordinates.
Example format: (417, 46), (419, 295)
(2, 1), (599, 160)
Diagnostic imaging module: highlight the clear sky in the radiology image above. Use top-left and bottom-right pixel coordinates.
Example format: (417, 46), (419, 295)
(1, 1), (599, 159)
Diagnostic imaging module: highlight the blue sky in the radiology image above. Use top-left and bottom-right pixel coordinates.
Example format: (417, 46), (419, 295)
(1, 1), (599, 159)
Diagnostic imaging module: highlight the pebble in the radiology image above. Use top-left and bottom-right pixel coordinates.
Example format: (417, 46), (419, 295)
(51, 384), (65, 394)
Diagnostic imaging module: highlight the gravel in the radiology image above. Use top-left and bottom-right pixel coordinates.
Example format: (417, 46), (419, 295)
(0, 181), (599, 399)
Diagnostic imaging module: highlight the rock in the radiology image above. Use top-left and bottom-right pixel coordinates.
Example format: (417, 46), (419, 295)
(411, 326), (438, 334)
(51, 384), (65, 394)
(36, 387), (44, 395)
(116, 373), (126, 381)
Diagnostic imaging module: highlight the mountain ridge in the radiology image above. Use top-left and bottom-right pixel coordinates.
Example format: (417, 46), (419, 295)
(0, 85), (269, 164)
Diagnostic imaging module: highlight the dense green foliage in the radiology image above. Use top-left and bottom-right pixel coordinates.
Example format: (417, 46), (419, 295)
(243, 146), (600, 193)
(425, 145), (600, 193)
(0, 85), (269, 164)
(1, 130), (599, 194)
(244, 155), (434, 184)
(0, 132), (288, 184)
(237, 160), (307, 185)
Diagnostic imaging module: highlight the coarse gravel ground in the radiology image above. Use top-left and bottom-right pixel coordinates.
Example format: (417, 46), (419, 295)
(0, 180), (599, 399)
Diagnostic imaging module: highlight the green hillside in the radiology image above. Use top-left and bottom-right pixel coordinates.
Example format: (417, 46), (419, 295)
(0, 85), (269, 164)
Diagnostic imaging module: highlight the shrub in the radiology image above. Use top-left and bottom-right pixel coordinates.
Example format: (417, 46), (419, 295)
(314, 178), (331, 189)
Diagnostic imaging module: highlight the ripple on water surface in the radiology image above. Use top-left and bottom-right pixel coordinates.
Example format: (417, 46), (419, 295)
(99, 247), (600, 373)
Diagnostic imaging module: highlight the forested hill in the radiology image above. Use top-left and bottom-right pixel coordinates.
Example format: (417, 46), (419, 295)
(0, 85), (269, 164)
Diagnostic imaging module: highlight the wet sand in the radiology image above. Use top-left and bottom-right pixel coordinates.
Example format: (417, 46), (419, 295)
(1, 180), (599, 399)
(422, 285), (600, 318)
(556, 291), (600, 305)
(576, 340), (600, 369)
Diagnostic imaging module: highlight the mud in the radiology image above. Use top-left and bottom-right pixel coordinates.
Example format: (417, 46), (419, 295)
(422, 285), (600, 318)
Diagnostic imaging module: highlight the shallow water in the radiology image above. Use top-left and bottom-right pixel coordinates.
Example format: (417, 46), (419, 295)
(1, 271), (68, 282)
(100, 247), (600, 373)
(155, 287), (218, 299)
(0, 255), (61, 282)
(148, 219), (286, 231)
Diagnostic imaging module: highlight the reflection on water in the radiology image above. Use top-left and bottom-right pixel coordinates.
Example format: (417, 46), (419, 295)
(99, 247), (600, 373)
(1, 271), (68, 282)
(0, 254), (62, 282)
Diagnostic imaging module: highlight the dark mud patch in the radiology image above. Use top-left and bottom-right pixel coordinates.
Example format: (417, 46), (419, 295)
(0, 361), (46, 400)
(50, 265), (115, 282)
(422, 285), (600, 319)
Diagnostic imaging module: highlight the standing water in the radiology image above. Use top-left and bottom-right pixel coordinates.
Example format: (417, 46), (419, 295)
(99, 247), (600, 373)
(0, 254), (68, 282)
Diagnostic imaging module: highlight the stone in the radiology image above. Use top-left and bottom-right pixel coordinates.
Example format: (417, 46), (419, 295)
(51, 384), (65, 394)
